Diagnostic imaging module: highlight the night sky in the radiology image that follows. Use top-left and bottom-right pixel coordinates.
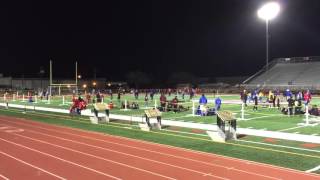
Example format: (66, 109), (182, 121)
(0, 0), (319, 82)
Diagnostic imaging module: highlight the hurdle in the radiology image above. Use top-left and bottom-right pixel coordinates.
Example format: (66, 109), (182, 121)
(12, 94), (16, 101)
(154, 99), (157, 109)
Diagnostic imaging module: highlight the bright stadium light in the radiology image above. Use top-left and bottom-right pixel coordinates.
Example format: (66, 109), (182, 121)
(82, 84), (87, 88)
(257, 2), (280, 71)
(258, 2), (280, 20)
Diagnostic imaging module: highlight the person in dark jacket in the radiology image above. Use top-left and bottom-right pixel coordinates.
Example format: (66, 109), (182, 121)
(287, 96), (295, 115)
(253, 95), (258, 111)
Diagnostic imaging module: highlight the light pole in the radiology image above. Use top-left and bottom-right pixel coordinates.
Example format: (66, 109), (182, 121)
(257, 2), (280, 71)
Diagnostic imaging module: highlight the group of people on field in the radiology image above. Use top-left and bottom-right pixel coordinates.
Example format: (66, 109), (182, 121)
(240, 88), (312, 115)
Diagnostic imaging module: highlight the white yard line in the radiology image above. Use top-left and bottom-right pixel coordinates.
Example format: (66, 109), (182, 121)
(238, 140), (320, 153)
(278, 126), (306, 132)
(306, 165), (320, 173)
(245, 115), (279, 121)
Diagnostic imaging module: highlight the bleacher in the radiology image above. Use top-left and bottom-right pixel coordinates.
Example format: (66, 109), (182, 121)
(243, 57), (320, 90)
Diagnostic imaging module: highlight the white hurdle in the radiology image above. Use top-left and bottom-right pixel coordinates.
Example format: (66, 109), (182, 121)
(12, 94), (16, 101)
(154, 99), (157, 109)
(22, 94), (26, 102)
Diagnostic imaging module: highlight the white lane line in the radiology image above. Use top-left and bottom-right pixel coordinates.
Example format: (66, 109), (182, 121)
(3, 114), (319, 177)
(0, 138), (122, 180)
(0, 151), (66, 180)
(0, 174), (9, 180)
(94, 127), (320, 178)
(20, 128), (228, 180)
(6, 121), (279, 180)
(305, 165), (320, 173)
(10, 133), (177, 180)
(311, 134), (318, 136)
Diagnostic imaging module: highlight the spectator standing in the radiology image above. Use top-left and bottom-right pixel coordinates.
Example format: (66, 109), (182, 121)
(215, 97), (222, 111)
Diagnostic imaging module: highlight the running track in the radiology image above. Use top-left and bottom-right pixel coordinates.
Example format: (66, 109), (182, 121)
(0, 116), (319, 180)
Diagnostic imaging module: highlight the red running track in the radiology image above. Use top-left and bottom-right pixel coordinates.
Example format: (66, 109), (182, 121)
(0, 115), (319, 180)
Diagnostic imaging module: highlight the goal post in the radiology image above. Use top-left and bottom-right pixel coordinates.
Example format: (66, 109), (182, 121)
(49, 60), (79, 96)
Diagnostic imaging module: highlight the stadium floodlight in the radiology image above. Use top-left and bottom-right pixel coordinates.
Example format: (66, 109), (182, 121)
(257, 2), (280, 71)
(258, 2), (280, 20)
(82, 84), (87, 88)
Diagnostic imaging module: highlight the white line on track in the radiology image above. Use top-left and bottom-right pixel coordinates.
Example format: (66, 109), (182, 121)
(0, 151), (66, 180)
(6, 121), (280, 180)
(96, 127), (320, 178)
(7, 134), (177, 180)
(0, 174), (9, 180)
(306, 165), (320, 173)
(2, 118), (318, 179)
(0, 138), (122, 180)
(17, 130), (226, 179)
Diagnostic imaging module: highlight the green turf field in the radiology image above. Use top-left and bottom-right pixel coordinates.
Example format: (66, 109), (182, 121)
(1, 93), (320, 136)
(0, 107), (319, 174)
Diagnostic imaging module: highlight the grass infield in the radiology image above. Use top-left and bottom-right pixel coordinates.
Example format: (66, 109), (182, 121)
(2, 94), (320, 135)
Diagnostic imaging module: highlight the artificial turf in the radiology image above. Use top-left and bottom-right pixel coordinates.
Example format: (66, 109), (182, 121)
(1, 94), (320, 135)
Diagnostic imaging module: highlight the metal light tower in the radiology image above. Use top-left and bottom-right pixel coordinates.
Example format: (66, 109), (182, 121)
(257, 2), (280, 71)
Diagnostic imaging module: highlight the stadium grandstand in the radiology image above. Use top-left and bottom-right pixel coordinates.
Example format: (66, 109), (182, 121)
(243, 56), (320, 90)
